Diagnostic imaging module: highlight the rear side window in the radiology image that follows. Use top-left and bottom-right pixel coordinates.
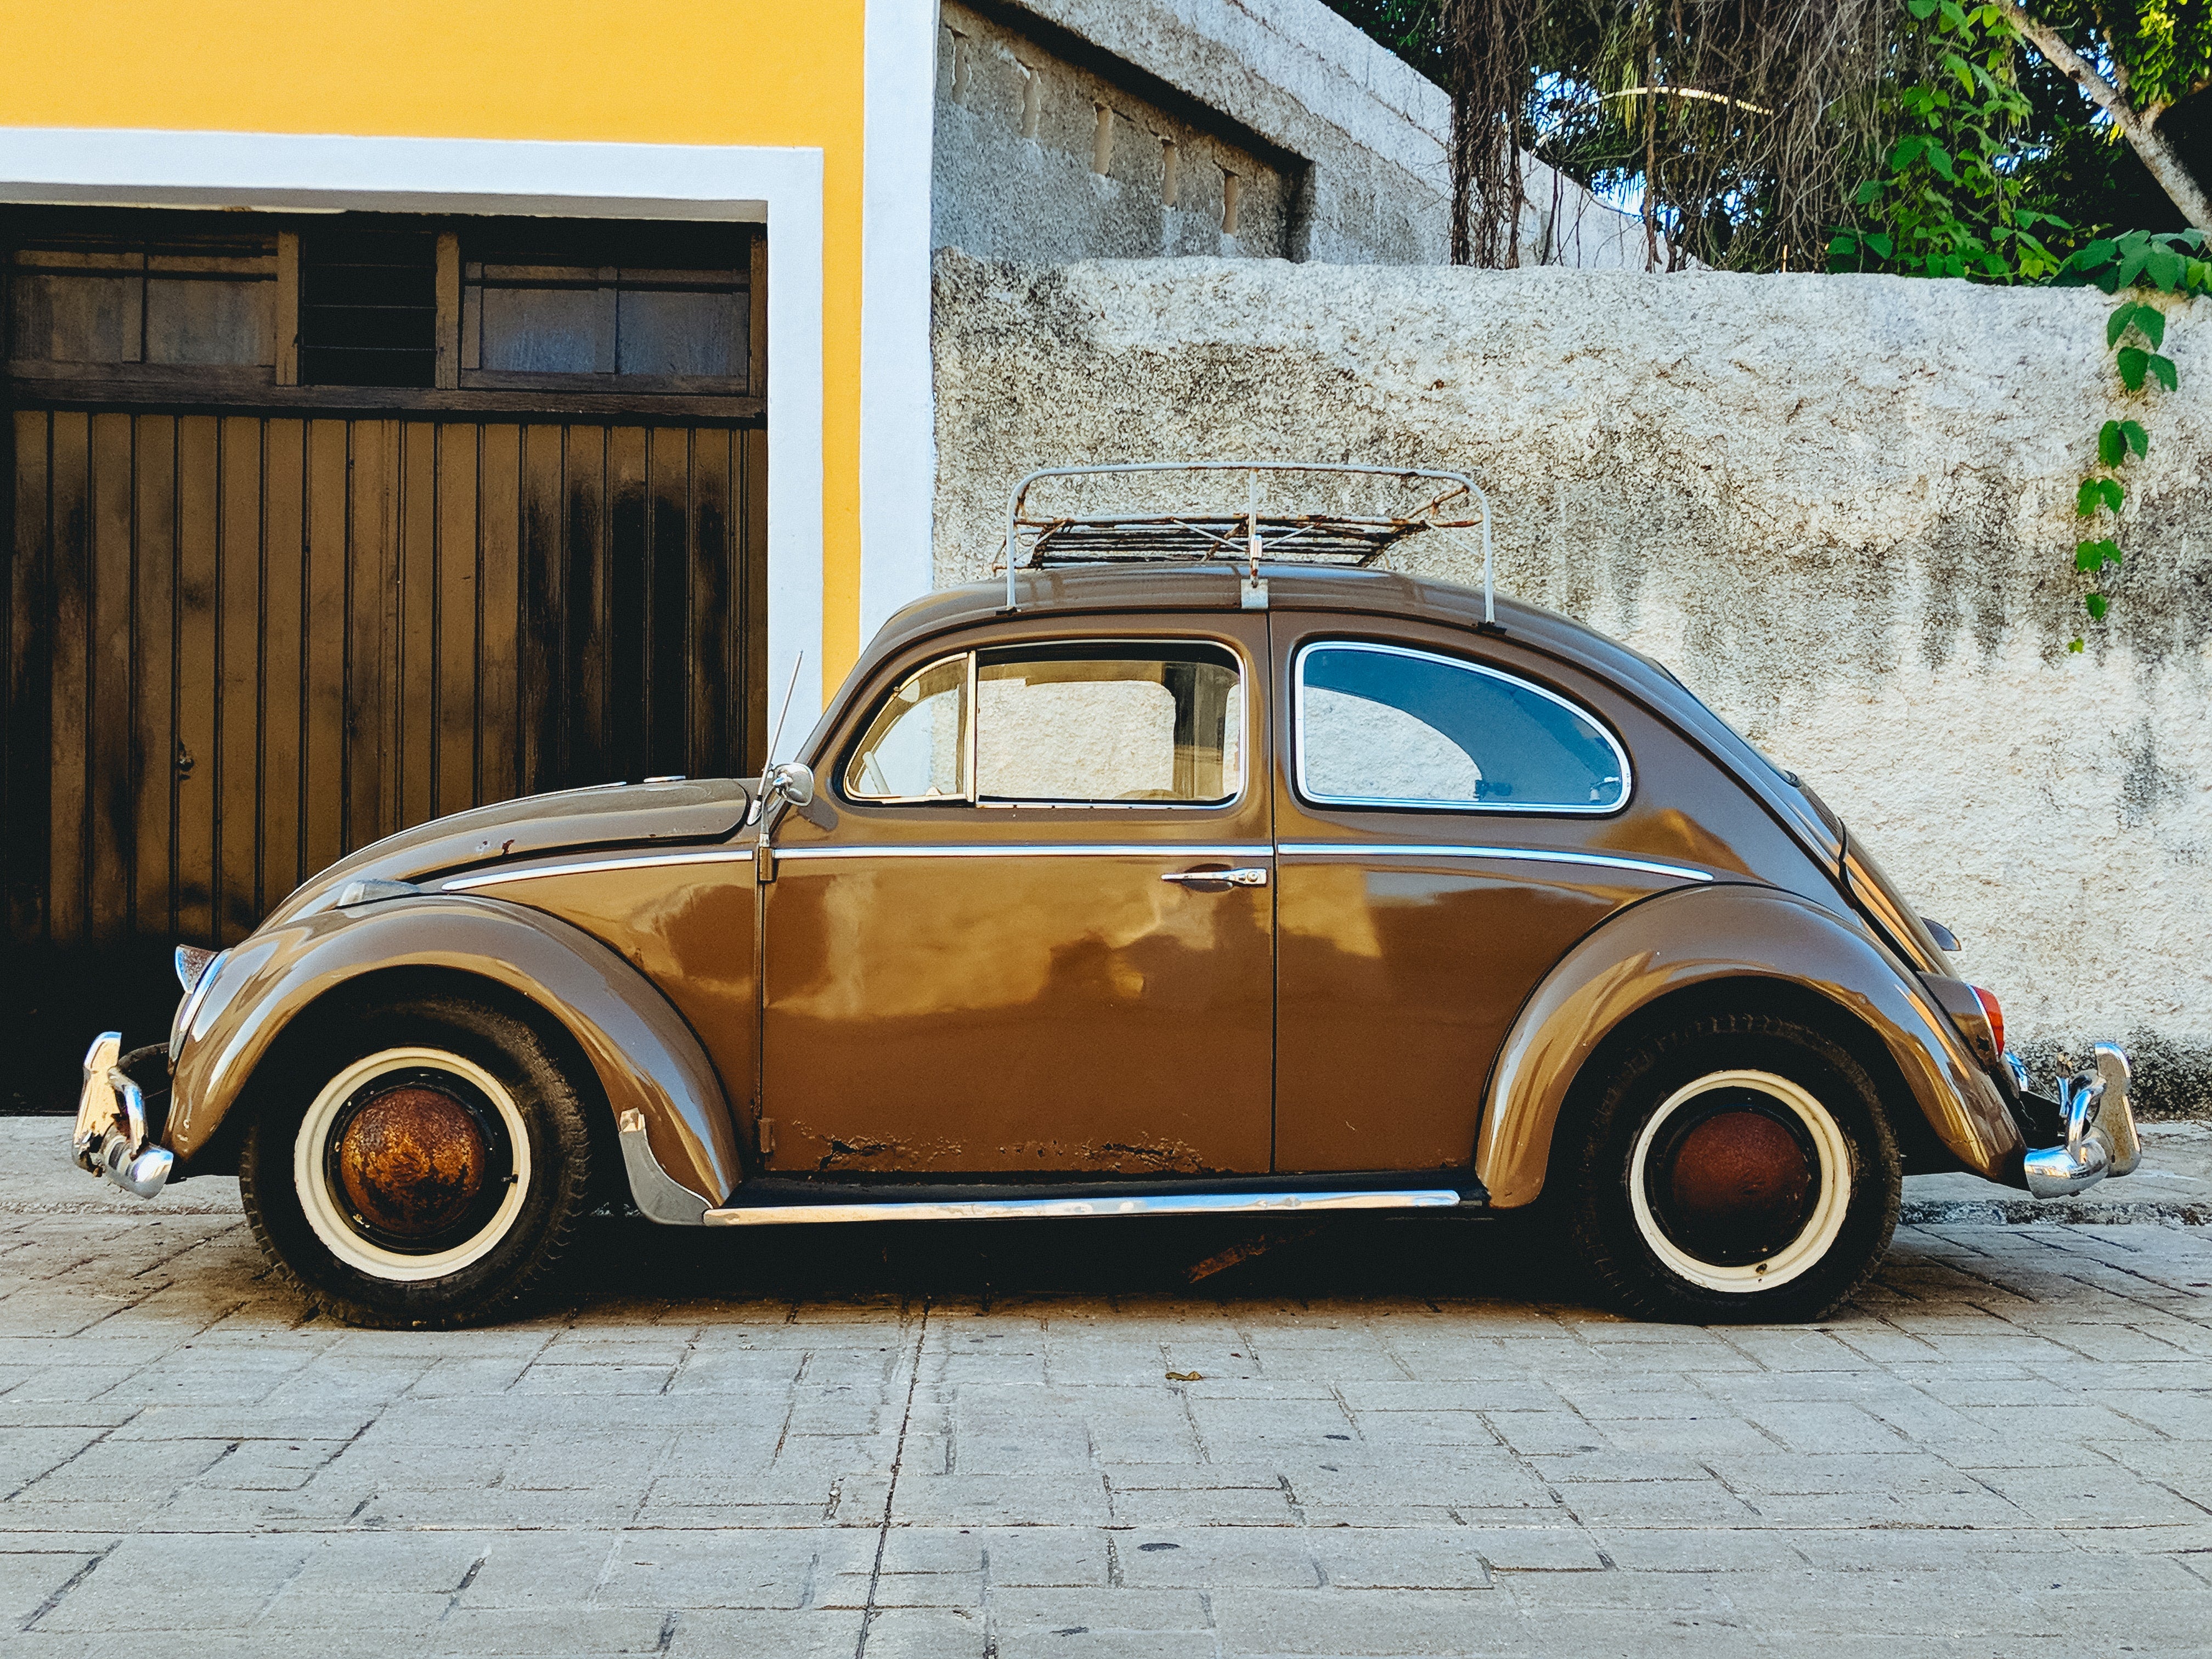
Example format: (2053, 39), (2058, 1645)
(845, 641), (1244, 806)
(1296, 641), (1628, 812)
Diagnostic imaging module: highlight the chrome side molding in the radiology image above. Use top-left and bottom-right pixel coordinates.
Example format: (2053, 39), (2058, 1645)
(704, 1188), (1464, 1227)
(72, 1032), (174, 1200)
(2023, 1042), (2140, 1199)
(615, 1108), (712, 1226)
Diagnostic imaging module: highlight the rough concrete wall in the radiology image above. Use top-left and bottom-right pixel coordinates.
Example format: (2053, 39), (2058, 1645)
(980, 0), (1652, 268)
(932, 252), (2212, 1114)
(936, 1), (1295, 262)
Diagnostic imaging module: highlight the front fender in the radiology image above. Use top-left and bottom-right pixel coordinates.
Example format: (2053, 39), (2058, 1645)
(168, 896), (741, 1206)
(1475, 883), (2022, 1209)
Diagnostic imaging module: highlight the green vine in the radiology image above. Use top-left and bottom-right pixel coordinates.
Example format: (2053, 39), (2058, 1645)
(2051, 229), (2210, 649)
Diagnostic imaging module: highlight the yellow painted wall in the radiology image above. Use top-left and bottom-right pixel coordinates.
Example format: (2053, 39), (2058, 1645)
(1, 0), (871, 683)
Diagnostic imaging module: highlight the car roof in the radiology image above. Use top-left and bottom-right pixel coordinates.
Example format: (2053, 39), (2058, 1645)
(860, 562), (1673, 696)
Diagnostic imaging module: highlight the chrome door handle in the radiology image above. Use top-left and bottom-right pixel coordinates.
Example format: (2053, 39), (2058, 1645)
(1161, 867), (1268, 887)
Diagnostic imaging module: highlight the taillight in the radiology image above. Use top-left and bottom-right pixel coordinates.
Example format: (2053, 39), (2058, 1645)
(1972, 985), (2006, 1057)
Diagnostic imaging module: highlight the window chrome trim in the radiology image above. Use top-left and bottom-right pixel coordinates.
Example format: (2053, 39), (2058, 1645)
(707, 1188), (1463, 1226)
(778, 843), (1272, 862)
(441, 847), (755, 891)
(1293, 638), (1632, 816)
(1278, 842), (1711, 883)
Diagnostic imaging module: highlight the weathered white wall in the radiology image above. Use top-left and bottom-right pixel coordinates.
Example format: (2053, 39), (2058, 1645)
(932, 252), (2212, 1113)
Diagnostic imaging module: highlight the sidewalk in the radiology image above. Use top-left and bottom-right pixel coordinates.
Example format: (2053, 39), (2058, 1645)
(4, 1120), (2211, 1656)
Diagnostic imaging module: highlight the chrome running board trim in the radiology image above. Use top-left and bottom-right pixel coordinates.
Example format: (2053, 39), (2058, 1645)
(704, 1188), (1464, 1226)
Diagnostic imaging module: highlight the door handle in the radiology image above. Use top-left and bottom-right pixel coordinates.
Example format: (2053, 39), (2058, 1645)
(1161, 867), (1268, 888)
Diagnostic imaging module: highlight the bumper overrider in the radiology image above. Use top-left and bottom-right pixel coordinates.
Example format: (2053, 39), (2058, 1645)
(2013, 1042), (2142, 1200)
(72, 1031), (175, 1198)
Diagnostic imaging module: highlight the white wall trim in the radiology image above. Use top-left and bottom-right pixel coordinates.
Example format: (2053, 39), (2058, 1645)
(0, 125), (826, 730)
(859, 3), (944, 648)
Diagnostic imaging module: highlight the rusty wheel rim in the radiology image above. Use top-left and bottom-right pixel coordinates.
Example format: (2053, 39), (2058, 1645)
(1627, 1069), (1850, 1294)
(294, 1048), (531, 1282)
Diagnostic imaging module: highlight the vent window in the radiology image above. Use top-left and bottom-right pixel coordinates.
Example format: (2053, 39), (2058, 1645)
(298, 227), (437, 388)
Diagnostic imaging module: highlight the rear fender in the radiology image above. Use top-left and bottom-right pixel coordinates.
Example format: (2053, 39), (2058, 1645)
(1476, 883), (2022, 1209)
(168, 896), (741, 1207)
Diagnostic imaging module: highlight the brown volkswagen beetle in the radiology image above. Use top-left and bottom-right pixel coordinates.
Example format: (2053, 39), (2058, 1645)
(73, 463), (2141, 1327)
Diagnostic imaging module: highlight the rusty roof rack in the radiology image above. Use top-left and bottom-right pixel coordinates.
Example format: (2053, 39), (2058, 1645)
(1002, 461), (1495, 623)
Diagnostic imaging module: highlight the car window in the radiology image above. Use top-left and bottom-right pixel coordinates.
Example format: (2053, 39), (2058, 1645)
(844, 641), (1244, 806)
(978, 644), (1242, 804)
(845, 654), (969, 801)
(1296, 641), (1628, 812)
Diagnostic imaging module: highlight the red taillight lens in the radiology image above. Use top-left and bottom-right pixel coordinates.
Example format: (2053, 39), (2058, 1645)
(1972, 985), (2006, 1057)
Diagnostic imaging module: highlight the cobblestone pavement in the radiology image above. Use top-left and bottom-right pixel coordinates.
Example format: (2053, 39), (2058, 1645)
(6, 1128), (2212, 1657)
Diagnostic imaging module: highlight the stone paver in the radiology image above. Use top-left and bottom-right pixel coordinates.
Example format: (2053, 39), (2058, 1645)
(4, 1123), (2212, 1655)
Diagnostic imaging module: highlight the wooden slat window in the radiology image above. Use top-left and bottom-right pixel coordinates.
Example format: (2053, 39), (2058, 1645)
(4, 209), (276, 390)
(460, 222), (753, 394)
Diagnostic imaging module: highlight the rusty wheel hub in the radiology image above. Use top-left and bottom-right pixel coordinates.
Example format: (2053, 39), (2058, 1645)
(331, 1080), (495, 1244)
(1649, 1101), (1818, 1267)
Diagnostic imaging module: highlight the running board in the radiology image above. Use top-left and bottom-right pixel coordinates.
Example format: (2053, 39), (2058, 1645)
(703, 1188), (1468, 1227)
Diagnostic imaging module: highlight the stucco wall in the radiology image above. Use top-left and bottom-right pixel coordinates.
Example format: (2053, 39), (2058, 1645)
(932, 252), (2212, 1114)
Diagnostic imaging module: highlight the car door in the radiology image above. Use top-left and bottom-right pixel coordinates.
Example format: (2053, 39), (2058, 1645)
(1269, 619), (1706, 1175)
(758, 617), (1274, 1178)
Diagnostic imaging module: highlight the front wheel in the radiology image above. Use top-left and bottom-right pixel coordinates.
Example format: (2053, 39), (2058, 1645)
(239, 994), (596, 1328)
(1559, 1014), (1901, 1323)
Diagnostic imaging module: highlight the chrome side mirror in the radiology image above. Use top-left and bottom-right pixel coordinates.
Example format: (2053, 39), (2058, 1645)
(766, 761), (815, 809)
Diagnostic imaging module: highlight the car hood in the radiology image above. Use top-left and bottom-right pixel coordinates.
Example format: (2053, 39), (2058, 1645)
(259, 778), (755, 929)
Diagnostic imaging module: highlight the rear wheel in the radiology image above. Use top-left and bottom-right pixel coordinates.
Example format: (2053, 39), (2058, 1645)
(1559, 1014), (1900, 1323)
(239, 994), (595, 1328)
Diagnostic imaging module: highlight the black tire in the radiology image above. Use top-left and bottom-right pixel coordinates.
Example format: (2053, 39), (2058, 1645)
(238, 993), (596, 1328)
(1558, 1013), (1901, 1324)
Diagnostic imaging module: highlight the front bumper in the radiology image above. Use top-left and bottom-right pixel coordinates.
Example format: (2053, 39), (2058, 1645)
(71, 1032), (174, 1199)
(2013, 1042), (2141, 1200)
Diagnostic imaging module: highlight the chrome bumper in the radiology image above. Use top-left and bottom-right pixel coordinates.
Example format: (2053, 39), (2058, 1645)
(2016, 1042), (2141, 1200)
(71, 1032), (174, 1199)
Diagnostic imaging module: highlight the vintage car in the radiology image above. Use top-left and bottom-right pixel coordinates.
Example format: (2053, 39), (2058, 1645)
(74, 464), (2141, 1327)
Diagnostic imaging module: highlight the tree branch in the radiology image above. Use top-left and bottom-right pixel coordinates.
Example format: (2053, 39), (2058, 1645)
(1996, 1), (2212, 233)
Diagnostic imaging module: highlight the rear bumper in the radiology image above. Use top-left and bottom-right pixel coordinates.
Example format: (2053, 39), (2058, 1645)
(71, 1033), (174, 1199)
(2013, 1043), (2141, 1199)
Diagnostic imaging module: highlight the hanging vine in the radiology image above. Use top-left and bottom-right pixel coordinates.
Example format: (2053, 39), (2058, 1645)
(2051, 227), (2210, 648)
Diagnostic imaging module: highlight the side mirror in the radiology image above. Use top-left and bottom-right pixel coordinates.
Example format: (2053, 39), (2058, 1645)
(766, 761), (815, 809)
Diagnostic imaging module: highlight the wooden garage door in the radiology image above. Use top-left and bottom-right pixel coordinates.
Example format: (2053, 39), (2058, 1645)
(4, 410), (765, 949)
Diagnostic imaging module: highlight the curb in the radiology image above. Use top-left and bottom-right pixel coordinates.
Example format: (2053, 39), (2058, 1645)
(1901, 1198), (2212, 1228)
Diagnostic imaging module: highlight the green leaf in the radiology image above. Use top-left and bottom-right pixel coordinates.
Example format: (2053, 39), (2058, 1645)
(2114, 246), (2153, 289)
(2076, 539), (2120, 572)
(2098, 421), (2123, 466)
(2121, 420), (2149, 459)
(2076, 480), (2103, 516)
(2102, 479), (2126, 512)
(1891, 136), (1926, 168)
(2076, 239), (2118, 270)
(2134, 306), (2165, 350)
(1908, 0), (1937, 14)
(2107, 303), (2140, 348)
(1927, 144), (1956, 180)
(2147, 353), (2178, 393)
(2146, 247), (2185, 292)
(2118, 347), (2148, 392)
(1854, 179), (1884, 206)
(1867, 233), (1895, 259)
(2069, 637), (2085, 653)
(2085, 594), (2110, 622)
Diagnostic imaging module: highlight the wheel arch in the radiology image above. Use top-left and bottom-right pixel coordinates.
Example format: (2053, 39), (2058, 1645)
(1475, 882), (2021, 1209)
(167, 897), (741, 1207)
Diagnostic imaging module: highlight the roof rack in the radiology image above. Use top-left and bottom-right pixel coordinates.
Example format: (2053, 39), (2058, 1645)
(1002, 461), (1495, 623)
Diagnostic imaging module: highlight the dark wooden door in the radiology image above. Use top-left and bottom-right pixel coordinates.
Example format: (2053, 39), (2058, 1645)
(4, 410), (765, 950)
